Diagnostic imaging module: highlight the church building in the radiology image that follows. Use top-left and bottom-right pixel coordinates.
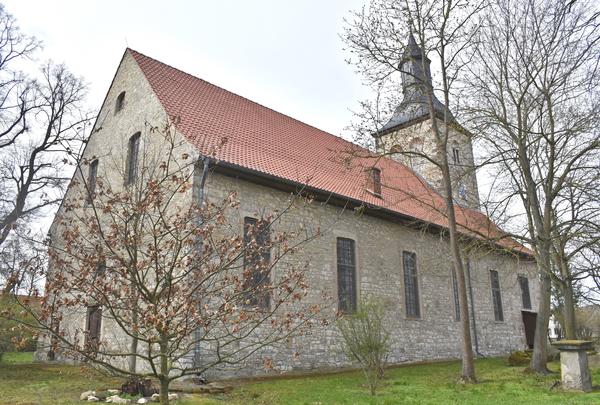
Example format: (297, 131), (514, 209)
(41, 37), (539, 378)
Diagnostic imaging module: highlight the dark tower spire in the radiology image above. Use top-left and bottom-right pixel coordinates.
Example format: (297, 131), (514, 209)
(379, 33), (453, 133)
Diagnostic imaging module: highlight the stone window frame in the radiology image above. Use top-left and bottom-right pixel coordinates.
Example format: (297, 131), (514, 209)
(336, 237), (358, 314)
(332, 230), (360, 315)
(517, 274), (532, 310)
(489, 269), (504, 322)
(242, 216), (271, 310)
(85, 158), (99, 205)
(402, 250), (421, 319)
(115, 91), (126, 114)
(452, 147), (460, 165)
(85, 305), (102, 353)
(125, 132), (141, 186)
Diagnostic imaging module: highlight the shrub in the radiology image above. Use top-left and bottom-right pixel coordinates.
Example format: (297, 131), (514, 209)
(337, 297), (391, 395)
(507, 350), (532, 366)
(0, 295), (40, 359)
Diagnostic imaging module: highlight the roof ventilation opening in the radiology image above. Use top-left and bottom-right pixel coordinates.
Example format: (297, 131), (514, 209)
(367, 167), (382, 198)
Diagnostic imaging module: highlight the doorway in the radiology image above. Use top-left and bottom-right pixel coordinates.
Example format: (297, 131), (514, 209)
(521, 310), (537, 349)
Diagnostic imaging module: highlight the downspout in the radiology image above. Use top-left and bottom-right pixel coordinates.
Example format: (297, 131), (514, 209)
(193, 156), (211, 370)
(466, 258), (483, 357)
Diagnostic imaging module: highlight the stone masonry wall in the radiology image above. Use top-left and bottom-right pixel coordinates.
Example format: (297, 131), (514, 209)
(193, 170), (538, 378)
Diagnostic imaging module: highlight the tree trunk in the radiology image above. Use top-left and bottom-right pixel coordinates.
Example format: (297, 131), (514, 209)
(437, 149), (476, 382)
(128, 335), (138, 374)
(561, 278), (577, 340)
(129, 302), (139, 373)
(159, 336), (170, 405)
(159, 375), (169, 405)
(554, 254), (577, 340)
(530, 270), (552, 374)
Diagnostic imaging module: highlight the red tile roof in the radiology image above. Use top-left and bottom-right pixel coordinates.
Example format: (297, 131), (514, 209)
(128, 49), (530, 256)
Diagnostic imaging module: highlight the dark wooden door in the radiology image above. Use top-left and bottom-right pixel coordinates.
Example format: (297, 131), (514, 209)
(522, 311), (537, 349)
(86, 305), (102, 351)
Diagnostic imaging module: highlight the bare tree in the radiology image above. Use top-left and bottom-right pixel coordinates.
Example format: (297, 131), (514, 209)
(343, 0), (485, 382)
(462, 0), (600, 373)
(13, 121), (325, 405)
(0, 232), (47, 295)
(0, 5), (91, 248)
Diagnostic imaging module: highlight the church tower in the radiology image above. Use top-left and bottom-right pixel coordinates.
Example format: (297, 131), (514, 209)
(374, 34), (480, 210)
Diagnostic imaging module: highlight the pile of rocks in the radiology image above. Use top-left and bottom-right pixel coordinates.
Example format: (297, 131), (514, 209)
(79, 390), (179, 403)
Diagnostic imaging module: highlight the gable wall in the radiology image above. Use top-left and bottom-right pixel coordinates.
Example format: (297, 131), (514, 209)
(38, 51), (198, 365)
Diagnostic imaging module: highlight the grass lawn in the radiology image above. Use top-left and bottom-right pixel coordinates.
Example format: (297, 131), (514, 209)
(2, 353), (600, 404)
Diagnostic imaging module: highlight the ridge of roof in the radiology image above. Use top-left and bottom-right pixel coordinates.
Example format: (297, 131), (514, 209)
(126, 48), (363, 153)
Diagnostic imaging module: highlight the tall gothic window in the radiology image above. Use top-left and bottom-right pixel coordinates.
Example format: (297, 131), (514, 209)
(86, 158), (99, 205)
(336, 237), (357, 313)
(403, 251), (420, 318)
(518, 275), (532, 310)
(243, 217), (271, 308)
(451, 267), (460, 321)
(490, 270), (504, 321)
(125, 132), (141, 185)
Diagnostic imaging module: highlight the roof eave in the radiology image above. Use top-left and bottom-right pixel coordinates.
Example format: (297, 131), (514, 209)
(209, 158), (534, 260)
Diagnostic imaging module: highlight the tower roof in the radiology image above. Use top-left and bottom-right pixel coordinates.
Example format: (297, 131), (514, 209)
(377, 34), (454, 135)
(404, 33), (424, 60)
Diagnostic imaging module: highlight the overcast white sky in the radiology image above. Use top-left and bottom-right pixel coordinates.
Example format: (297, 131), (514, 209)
(4, 0), (368, 137)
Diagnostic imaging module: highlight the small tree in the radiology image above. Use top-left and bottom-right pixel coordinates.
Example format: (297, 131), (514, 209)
(337, 297), (391, 396)
(0, 294), (40, 360)
(11, 121), (326, 405)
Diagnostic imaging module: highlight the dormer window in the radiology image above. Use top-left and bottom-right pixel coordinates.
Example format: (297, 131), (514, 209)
(115, 91), (126, 113)
(367, 167), (382, 197)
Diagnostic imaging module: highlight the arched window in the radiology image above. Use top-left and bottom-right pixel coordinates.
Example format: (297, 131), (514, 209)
(86, 158), (99, 205)
(243, 217), (271, 309)
(115, 91), (126, 113)
(451, 141), (460, 164)
(337, 237), (357, 313)
(125, 132), (141, 185)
